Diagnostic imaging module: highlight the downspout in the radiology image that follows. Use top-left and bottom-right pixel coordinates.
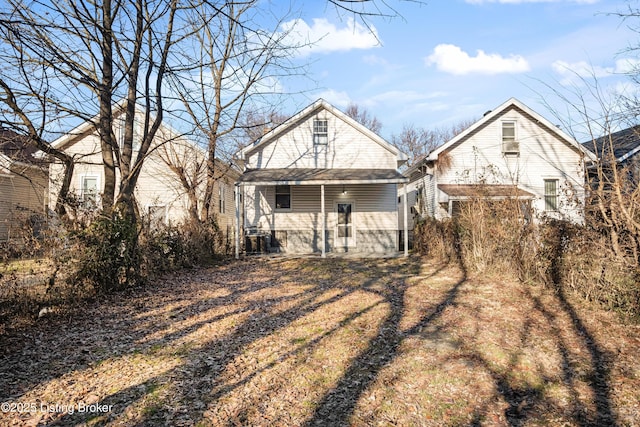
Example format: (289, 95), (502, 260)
(403, 183), (408, 257)
(321, 184), (326, 258)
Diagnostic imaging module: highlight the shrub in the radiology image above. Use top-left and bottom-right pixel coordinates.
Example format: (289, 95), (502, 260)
(1, 208), (234, 333)
(68, 213), (142, 293)
(413, 200), (640, 317)
(414, 217), (458, 263)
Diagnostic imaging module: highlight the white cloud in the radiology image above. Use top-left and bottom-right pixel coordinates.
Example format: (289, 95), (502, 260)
(426, 44), (530, 75)
(552, 60), (613, 80)
(280, 17), (380, 56)
(551, 58), (640, 85)
(362, 54), (390, 67)
(614, 58), (640, 74)
(466, 0), (598, 4)
(316, 89), (352, 108)
(366, 90), (447, 107)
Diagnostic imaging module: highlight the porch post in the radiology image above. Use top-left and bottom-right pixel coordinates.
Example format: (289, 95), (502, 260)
(321, 184), (326, 258)
(403, 183), (408, 257)
(235, 183), (240, 260)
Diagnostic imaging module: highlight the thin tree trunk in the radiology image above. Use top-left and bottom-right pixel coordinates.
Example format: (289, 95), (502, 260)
(99, 0), (116, 215)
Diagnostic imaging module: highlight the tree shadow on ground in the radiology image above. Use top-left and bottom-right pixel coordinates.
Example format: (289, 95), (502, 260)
(1, 253), (623, 426)
(455, 283), (617, 427)
(37, 256), (430, 426)
(304, 264), (466, 426)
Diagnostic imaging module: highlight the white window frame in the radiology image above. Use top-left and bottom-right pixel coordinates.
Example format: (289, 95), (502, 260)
(502, 120), (519, 155)
(219, 182), (226, 214)
(275, 185), (291, 211)
(79, 174), (100, 207)
(544, 179), (559, 212)
(313, 119), (328, 145)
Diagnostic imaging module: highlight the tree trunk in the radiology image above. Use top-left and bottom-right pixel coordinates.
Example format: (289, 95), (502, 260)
(98, 0), (116, 216)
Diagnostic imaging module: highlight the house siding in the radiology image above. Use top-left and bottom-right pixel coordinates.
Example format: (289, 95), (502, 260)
(49, 111), (240, 238)
(431, 106), (586, 223)
(244, 183), (398, 253)
(50, 128), (194, 225)
(246, 110), (397, 170)
(238, 100), (406, 256)
(0, 165), (48, 241)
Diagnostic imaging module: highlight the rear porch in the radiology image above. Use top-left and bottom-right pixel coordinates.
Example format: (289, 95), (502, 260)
(235, 168), (409, 258)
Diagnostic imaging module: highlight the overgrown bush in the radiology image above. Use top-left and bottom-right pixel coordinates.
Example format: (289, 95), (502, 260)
(414, 217), (458, 262)
(414, 199), (640, 318)
(1, 211), (233, 333)
(139, 218), (228, 277)
(0, 212), (49, 261)
(67, 213), (142, 293)
(537, 219), (640, 315)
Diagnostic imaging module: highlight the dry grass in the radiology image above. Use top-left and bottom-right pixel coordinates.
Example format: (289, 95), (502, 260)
(1, 256), (639, 426)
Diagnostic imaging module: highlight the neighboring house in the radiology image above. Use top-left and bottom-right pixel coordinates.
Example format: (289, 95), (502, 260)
(401, 98), (596, 230)
(0, 129), (49, 241)
(235, 99), (409, 257)
(582, 125), (640, 185)
(48, 105), (240, 233)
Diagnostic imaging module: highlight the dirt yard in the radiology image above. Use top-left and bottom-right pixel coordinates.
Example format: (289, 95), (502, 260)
(1, 255), (639, 426)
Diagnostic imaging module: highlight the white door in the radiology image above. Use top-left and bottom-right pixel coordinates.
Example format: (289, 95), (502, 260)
(336, 202), (355, 247)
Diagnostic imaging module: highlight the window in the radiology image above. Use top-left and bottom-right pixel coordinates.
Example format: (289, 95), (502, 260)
(502, 121), (518, 154)
(544, 179), (558, 211)
(116, 114), (141, 151)
(219, 183), (226, 214)
(313, 119), (328, 145)
(275, 185), (291, 209)
(80, 176), (98, 207)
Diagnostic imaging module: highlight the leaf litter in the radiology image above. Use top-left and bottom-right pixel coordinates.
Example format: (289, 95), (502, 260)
(0, 256), (639, 426)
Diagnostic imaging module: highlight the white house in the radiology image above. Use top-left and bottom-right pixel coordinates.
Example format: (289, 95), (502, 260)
(48, 105), (239, 233)
(235, 99), (409, 257)
(401, 98), (596, 230)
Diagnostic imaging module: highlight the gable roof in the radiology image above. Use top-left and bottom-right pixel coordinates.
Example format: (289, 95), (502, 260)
(238, 99), (407, 165)
(583, 125), (640, 164)
(50, 100), (131, 150)
(0, 128), (47, 167)
(426, 97), (596, 162)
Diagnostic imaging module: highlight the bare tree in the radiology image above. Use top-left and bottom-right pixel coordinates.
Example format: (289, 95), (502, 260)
(166, 1), (304, 222)
(344, 103), (383, 134)
(236, 108), (289, 149)
(0, 78), (75, 218)
(326, 0), (423, 41)
(539, 66), (640, 267)
(0, 0), (191, 220)
(391, 119), (475, 167)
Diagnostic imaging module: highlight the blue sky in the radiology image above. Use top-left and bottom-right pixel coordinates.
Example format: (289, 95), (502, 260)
(272, 0), (639, 142)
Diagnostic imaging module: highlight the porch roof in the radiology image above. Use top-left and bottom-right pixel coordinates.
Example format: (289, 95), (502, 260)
(237, 168), (408, 186)
(438, 184), (534, 199)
